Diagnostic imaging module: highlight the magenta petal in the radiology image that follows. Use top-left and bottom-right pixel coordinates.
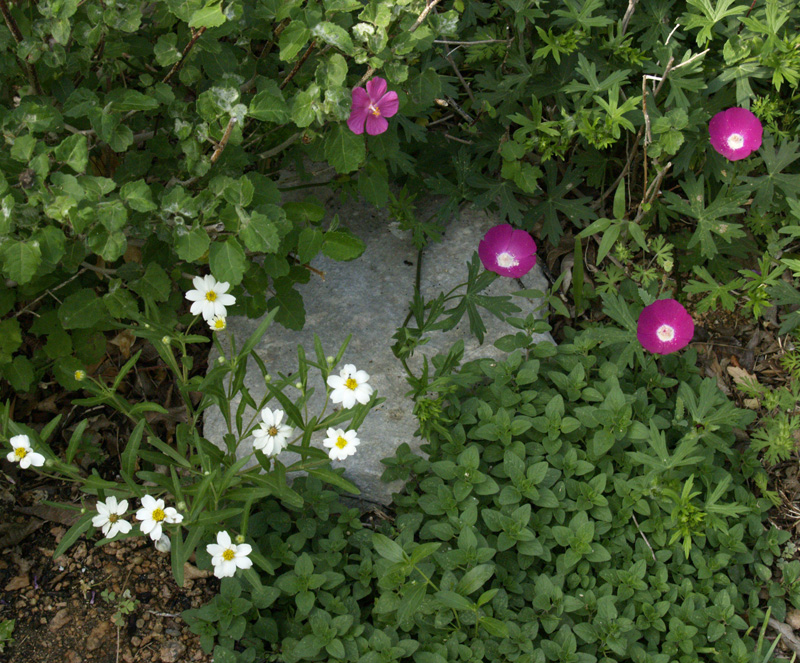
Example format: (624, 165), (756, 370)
(478, 224), (538, 278)
(365, 113), (388, 135)
(348, 108), (369, 134)
(376, 91), (399, 119)
(636, 299), (694, 355)
(366, 77), (388, 102)
(708, 107), (763, 161)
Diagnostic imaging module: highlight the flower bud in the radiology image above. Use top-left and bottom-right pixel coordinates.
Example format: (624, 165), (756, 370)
(74, 369), (86, 381)
(154, 534), (171, 553)
(235, 534), (245, 544)
(162, 336), (170, 345)
(295, 382), (303, 390)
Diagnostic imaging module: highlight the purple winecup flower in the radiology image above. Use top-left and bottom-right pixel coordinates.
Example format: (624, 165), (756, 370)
(347, 77), (399, 136)
(478, 224), (538, 278)
(708, 107), (763, 161)
(637, 298), (695, 355)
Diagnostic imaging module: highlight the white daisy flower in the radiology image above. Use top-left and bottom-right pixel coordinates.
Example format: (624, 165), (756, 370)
(6, 434), (45, 469)
(185, 274), (236, 321)
(135, 495), (183, 541)
(323, 428), (360, 461)
(252, 407), (292, 457)
(208, 314), (227, 331)
(206, 531), (253, 578)
(326, 364), (374, 409)
(92, 496), (133, 539)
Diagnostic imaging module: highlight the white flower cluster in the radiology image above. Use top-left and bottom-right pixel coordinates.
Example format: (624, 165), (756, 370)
(185, 274), (236, 332)
(6, 434), (45, 469)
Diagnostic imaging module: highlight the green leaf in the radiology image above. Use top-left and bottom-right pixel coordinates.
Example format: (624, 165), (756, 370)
(59, 290), (106, 329)
(307, 466), (360, 494)
(436, 590), (474, 611)
(10, 134), (36, 162)
(3, 355), (35, 391)
(280, 22), (311, 61)
(0, 240), (42, 284)
(53, 511), (95, 558)
(240, 211), (279, 253)
(209, 238), (247, 285)
(324, 124), (366, 174)
(268, 279), (305, 330)
(612, 180), (626, 220)
(176, 227), (210, 262)
(54, 134), (88, 173)
(107, 89), (160, 112)
(358, 160), (389, 206)
(249, 83), (290, 123)
(132, 263), (171, 302)
(88, 226), (127, 261)
(297, 228), (324, 264)
(154, 33), (181, 66)
(121, 180), (157, 212)
(0, 318), (22, 364)
(397, 580), (426, 626)
(456, 564), (495, 595)
(311, 21), (354, 55)
(322, 230), (365, 261)
(372, 533), (405, 563)
(189, 3), (227, 28)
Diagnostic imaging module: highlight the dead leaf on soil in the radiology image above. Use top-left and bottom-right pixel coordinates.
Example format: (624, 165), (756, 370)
(5, 573), (30, 591)
(16, 503), (83, 527)
(727, 364), (760, 388)
(183, 562), (211, 580)
(48, 607), (72, 632)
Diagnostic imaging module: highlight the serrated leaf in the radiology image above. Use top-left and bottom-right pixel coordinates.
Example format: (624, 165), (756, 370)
(121, 180), (157, 212)
(189, 3), (227, 28)
(322, 230), (365, 261)
(240, 211), (279, 253)
(324, 124), (365, 173)
(107, 89), (159, 112)
(3, 355), (34, 391)
(311, 21), (354, 55)
(268, 279), (305, 330)
(249, 83), (290, 123)
(176, 227), (210, 262)
(59, 289), (106, 329)
(297, 227), (324, 264)
(54, 134), (88, 173)
(209, 238), (247, 285)
(280, 22), (311, 61)
(0, 240), (42, 284)
(132, 262), (171, 302)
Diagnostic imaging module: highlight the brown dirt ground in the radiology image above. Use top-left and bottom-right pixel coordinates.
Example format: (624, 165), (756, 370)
(0, 477), (216, 663)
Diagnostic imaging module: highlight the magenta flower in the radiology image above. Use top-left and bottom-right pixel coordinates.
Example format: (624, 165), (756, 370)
(478, 224), (538, 278)
(708, 107), (763, 161)
(637, 299), (694, 355)
(347, 77), (399, 136)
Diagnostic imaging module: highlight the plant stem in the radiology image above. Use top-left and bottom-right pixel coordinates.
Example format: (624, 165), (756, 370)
(162, 27), (207, 85)
(0, 0), (43, 94)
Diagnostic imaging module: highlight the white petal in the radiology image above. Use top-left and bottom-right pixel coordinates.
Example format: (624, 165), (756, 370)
(117, 499), (128, 513)
(92, 514), (108, 528)
(6, 451), (16, 463)
(116, 519), (132, 534)
(354, 370), (370, 383)
(236, 543), (252, 556)
(235, 556), (253, 570)
(203, 274), (217, 289)
(141, 495), (157, 510)
(10, 434), (30, 449)
(28, 452), (45, 467)
(216, 531), (232, 548)
(192, 275), (206, 291)
(207, 544), (224, 557)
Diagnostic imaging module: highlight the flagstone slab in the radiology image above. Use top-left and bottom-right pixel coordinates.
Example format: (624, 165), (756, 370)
(205, 197), (554, 506)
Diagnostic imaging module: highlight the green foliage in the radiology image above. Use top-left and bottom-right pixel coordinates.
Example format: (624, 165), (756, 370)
(181, 325), (783, 663)
(0, 619), (14, 654)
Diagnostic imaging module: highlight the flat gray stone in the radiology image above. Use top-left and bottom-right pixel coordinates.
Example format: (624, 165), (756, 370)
(205, 197), (553, 506)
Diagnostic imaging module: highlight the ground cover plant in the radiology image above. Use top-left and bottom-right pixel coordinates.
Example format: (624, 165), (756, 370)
(2, 0), (800, 660)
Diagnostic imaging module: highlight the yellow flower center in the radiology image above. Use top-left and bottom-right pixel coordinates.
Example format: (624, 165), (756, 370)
(14, 447), (27, 459)
(368, 103), (381, 117)
(214, 318), (226, 330)
(222, 548), (236, 561)
(205, 291), (217, 302)
(74, 370), (85, 381)
(336, 436), (348, 449)
(345, 377), (358, 390)
(109, 514), (119, 523)
(151, 508), (166, 522)
(268, 426), (278, 436)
